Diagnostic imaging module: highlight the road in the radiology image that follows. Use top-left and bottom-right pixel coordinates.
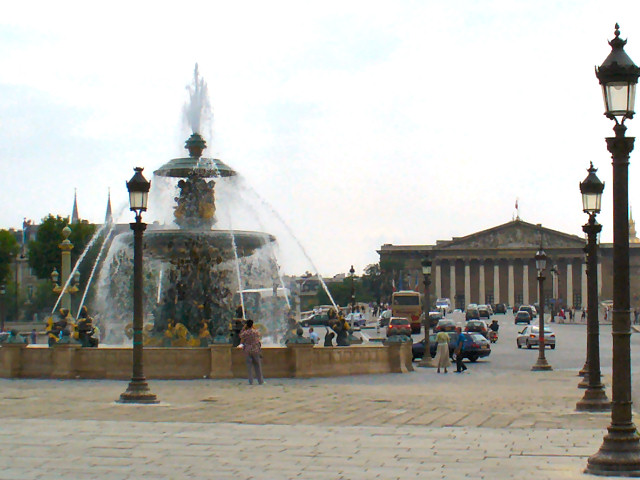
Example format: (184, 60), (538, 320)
(308, 310), (640, 405)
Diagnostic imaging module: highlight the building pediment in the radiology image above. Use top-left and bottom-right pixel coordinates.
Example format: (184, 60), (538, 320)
(436, 220), (584, 251)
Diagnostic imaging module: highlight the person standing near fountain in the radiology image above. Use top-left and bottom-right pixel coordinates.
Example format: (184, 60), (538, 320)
(239, 320), (264, 385)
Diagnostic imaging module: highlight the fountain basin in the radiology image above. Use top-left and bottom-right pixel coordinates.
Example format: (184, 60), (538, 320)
(128, 229), (275, 261)
(0, 344), (414, 379)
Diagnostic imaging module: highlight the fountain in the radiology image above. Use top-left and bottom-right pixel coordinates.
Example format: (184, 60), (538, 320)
(96, 66), (284, 346)
(0, 65), (414, 380)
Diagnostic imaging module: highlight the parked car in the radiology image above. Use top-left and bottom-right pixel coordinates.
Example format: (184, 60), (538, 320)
(345, 312), (366, 327)
(386, 317), (411, 337)
(412, 332), (491, 362)
(300, 313), (330, 327)
(494, 303), (507, 314)
(434, 319), (457, 332)
(478, 305), (491, 319)
(378, 309), (392, 327)
(514, 311), (532, 324)
(465, 319), (489, 338)
(516, 325), (556, 349)
(428, 311), (443, 329)
(518, 305), (536, 319)
(465, 307), (480, 321)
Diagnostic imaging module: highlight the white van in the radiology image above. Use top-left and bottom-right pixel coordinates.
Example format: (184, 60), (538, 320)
(435, 298), (453, 314)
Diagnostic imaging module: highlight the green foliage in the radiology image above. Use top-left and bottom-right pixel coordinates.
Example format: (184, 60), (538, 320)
(362, 263), (382, 304)
(28, 215), (97, 280)
(380, 258), (404, 304)
(0, 230), (19, 285)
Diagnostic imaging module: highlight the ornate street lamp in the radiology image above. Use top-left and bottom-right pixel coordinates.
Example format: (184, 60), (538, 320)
(119, 167), (158, 404)
(587, 24), (640, 476)
(531, 243), (552, 371)
(418, 256), (434, 368)
(0, 284), (5, 332)
(577, 163), (610, 412)
(50, 226), (79, 312)
(349, 265), (356, 311)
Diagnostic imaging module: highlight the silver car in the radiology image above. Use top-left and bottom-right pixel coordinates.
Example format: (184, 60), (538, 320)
(516, 325), (556, 349)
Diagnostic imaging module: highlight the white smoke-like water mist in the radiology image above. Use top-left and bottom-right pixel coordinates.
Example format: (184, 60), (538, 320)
(184, 63), (211, 135)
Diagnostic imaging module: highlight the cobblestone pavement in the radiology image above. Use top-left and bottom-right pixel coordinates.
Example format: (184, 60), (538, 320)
(0, 368), (628, 479)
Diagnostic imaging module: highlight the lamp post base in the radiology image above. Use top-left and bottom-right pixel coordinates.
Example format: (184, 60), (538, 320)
(586, 424), (640, 476)
(417, 356), (435, 368)
(578, 376), (590, 389)
(576, 387), (610, 412)
(531, 358), (553, 371)
(579, 361), (589, 377)
(118, 379), (159, 404)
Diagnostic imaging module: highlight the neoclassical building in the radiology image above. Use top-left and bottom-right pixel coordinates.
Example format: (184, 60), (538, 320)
(378, 218), (640, 311)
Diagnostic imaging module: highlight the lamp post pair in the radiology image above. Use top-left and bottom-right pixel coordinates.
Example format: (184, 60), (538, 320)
(118, 167), (158, 404)
(585, 24), (640, 476)
(418, 256), (433, 368)
(576, 163), (609, 412)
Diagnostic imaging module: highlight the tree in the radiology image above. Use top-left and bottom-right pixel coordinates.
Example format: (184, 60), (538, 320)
(0, 230), (19, 285)
(28, 215), (97, 280)
(379, 258), (404, 304)
(362, 263), (382, 305)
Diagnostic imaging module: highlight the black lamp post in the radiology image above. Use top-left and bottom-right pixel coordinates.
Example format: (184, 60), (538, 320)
(577, 163), (610, 412)
(418, 256), (433, 367)
(349, 265), (356, 311)
(0, 284), (5, 332)
(531, 243), (552, 371)
(549, 264), (558, 322)
(119, 167), (158, 404)
(587, 24), (640, 475)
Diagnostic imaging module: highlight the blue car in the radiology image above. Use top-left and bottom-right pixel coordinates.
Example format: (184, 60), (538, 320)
(412, 332), (491, 362)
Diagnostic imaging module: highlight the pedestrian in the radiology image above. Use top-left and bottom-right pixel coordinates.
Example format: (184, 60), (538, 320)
(453, 327), (468, 373)
(581, 309), (586, 322)
(308, 327), (319, 344)
(239, 319), (264, 385)
(434, 330), (451, 374)
(30, 328), (37, 345)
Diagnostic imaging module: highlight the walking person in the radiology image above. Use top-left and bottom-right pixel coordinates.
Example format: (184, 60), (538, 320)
(454, 327), (468, 373)
(239, 320), (264, 385)
(434, 330), (451, 374)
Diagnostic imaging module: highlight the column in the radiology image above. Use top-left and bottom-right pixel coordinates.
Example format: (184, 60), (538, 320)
(494, 262), (500, 303)
(464, 261), (471, 306)
(567, 262), (573, 307)
(435, 263), (442, 299)
(508, 262), (515, 307)
(582, 262), (588, 308)
(523, 263), (529, 305)
(450, 262), (456, 301)
(479, 261), (485, 305)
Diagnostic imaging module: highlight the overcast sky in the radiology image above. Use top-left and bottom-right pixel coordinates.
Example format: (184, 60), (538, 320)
(1, 1), (640, 277)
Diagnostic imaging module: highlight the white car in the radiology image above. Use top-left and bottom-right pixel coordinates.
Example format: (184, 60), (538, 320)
(435, 298), (453, 314)
(516, 325), (556, 349)
(346, 312), (366, 327)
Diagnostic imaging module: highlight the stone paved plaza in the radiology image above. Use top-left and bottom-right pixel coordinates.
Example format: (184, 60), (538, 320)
(0, 367), (628, 479)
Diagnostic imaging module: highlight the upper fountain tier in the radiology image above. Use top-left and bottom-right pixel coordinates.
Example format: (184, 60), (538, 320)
(154, 133), (236, 178)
